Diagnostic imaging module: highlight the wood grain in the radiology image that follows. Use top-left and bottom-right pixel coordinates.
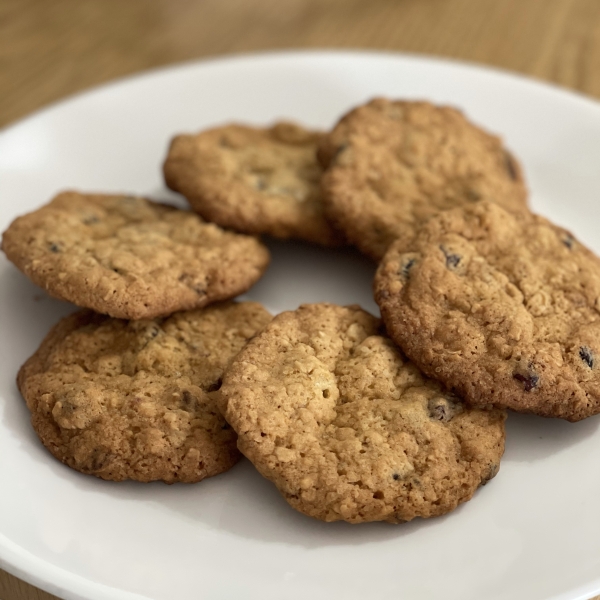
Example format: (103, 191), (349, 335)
(1, 0), (600, 598)
(2, 0), (600, 128)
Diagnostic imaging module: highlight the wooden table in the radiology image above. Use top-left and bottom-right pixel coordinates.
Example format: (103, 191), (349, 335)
(1, 0), (600, 598)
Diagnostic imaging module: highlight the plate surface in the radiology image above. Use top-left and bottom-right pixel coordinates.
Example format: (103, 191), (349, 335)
(1, 50), (600, 600)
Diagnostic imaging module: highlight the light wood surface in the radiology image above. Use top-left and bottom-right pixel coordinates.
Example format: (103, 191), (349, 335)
(1, 0), (600, 598)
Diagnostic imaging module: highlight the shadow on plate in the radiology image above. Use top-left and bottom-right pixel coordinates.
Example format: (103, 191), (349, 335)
(52, 454), (466, 549)
(503, 409), (600, 463)
(18, 402), (600, 550)
(247, 237), (379, 316)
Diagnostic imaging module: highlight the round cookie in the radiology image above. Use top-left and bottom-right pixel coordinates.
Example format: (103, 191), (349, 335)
(319, 98), (529, 260)
(163, 122), (343, 246)
(374, 201), (600, 422)
(17, 301), (272, 483)
(1, 191), (270, 320)
(219, 303), (506, 523)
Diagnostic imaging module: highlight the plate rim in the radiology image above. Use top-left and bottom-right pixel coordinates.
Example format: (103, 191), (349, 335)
(2, 47), (600, 138)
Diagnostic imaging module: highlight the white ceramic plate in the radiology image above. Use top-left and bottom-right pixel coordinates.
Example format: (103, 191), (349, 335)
(1, 50), (600, 600)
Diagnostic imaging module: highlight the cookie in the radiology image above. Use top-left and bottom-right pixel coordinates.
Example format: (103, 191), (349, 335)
(218, 303), (505, 523)
(163, 122), (343, 246)
(1, 191), (270, 319)
(319, 98), (528, 260)
(17, 301), (272, 483)
(374, 200), (600, 422)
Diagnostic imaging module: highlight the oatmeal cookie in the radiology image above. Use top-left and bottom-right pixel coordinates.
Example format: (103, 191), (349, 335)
(1, 192), (270, 319)
(219, 303), (505, 523)
(319, 98), (528, 259)
(375, 201), (600, 421)
(17, 302), (272, 482)
(163, 122), (343, 245)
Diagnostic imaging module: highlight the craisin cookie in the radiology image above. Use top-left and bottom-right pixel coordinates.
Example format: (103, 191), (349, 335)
(375, 201), (600, 422)
(1, 191), (270, 320)
(219, 304), (505, 523)
(318, 98), (528, 260)
(17, 301), (272, 483)
(163, 122), (343, 246)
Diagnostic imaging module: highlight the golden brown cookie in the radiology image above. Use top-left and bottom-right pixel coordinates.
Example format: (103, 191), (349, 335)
(374, 201), (600, 422)
(17, 302), (272, 483)
(163, 122), (343, 246)
(219, 303), (506, 523)
(319, 98), (528, 260)
(1, 191), (270, 319)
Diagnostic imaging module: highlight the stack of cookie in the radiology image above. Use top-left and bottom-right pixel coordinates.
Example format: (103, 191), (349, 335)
(4, 97), (599, 527)
(164, 98), (600, 521)
(2, 192), (272, 482)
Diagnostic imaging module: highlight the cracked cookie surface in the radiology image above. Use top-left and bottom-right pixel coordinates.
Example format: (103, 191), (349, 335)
(219, 303), (505, 523)
(374, 201), (600, 421)
(17, 302), (272, 482)
(1, 191), (270, 319)
(163, 122), (343, 246)
(319, 98), (528, 260)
